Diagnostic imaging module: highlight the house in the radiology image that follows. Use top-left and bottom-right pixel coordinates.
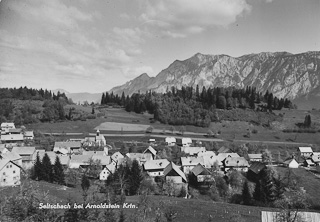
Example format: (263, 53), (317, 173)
(181, 146), (206, 156)
(202, 155), (220, 169)
(11, 146), (36, 169)
(298, 147), (313, 158)
(247, 162), (267, 182)
(1, 122), (15, 133)
(165, 137), (176, 146)
(248, 154), (263, 162)
(164, 162), (187, 184)
(190, 163), (215, 184)
(222, 157), (249, 172)
(304, 159), (315, 167)
(148, 138), (156, 144)
(23, 131), (34, 140)
(0, 134), (24, 144)
(36, 151), (70, 167)
(181, 156), (204, 174)
(111, 152), (125, 167)
(54, 141), (82, 155)
(69, 155), (92, 169)
(217, 153), (240, 159)
(91, 155), (111, 167)
(0, 145), (9, 155)
(0, 158), (21, 187)
(283, 158), (299, 168)
(0, 150), (22, 166)
(82, 150), (105, 156)
(311, 155), (320, 165)
(182, 138), (192, 147)
(143, 159), (170, 177)
(126, 153), (153, 165)
(143, 146), (157, 160)
(99, 162), (116, 180)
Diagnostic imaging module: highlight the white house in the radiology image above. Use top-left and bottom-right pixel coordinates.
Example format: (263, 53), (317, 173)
(248, 154), (263, 162)
(222, 157), (249, 172)
(298, 147), (313, 158)
(181, 146), (206, 156)
(283, 158), (299, 168)
(23, 131), (34, 140)
(0, 158), (21, 187)
(143, 159), (170, 177)
(182, 138), (192, 147)
(11, 146), (36, 169)
(181, 156), (204, 174)
(165, 137), (176, 146)
(126, 153), (153, 165)
(143, 146), (157, 160)
(99, 162), (116, 180)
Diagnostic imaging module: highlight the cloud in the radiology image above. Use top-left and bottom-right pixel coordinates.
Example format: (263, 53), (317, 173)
(121, 66), (154, 79)
(140, 0), (251, 37)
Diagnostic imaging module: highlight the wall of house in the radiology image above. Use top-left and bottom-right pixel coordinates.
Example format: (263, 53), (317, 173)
(0, 163), (21, 187)
(147, 171), (164, 177)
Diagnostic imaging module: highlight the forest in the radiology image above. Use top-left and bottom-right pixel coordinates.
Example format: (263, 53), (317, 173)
(101, 86), (294, 127)
(0, 87), (72, 124)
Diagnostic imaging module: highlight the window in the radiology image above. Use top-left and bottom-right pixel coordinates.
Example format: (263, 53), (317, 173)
(13, 171), (15, 174)
(3, 179), (6, 182)
(3, 172), (5, 176)
(10, 164), (12, 168)
(6, 165), (9, 168)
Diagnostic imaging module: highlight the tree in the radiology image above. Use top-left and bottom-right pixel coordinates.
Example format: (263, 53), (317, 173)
(169, 126), (175, 134)
(65, 169), (81, 187)
(42, 153), (53, 182)
(81, 174), (91, 197)
(129, 160), (144, 195)
(146, 126), (154, 134)
(32, 152), (43, 181)
(53, 156), (65, 185)
(304, 114), (311, 128)
(262, 149), (273, 164)
(242, 179), (252, 205)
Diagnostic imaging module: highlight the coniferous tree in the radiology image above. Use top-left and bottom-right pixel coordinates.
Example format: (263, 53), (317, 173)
(53, 156), (65, 185)
(242, 179), (252, 205)
(129, 160), (144, 195)
(81, 174), (90, 195)
(42, 153), (53, 182)
(32, 152), (43, 180)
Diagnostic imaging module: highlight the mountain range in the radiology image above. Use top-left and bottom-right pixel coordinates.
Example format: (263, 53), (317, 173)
(109, 51), (320, 109)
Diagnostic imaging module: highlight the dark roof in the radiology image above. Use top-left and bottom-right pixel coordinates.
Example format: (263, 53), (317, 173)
(249, 162), (267, 174)
(191, 163), (211, 176)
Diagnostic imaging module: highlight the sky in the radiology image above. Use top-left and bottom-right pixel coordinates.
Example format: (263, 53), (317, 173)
(0, 0), (319, 93)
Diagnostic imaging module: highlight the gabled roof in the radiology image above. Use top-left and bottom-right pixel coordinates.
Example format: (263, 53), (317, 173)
(1, 150), (22, 161)
(144, 146), (157, 156)
(217, 146), (230, 153)
(24, 131), (34, 137)
(312, 152), (320, 156)
(111, 152), (124, 162)
(298, 147), (313, 153)
(1, 122), (15, 128)
(163, 162), (187, 182)
(8, 128), (22, 133)
(105, 162), (116, 173)
(197, 151), (216, 157)
(144, 159), (170, 170)
(305, 159), (314, 165)
(82, 151), (105, 156)
(181, 156), (204, 166)
(165, 137), (176, 143)
(182, 138), (192, 144)
(1, 134), (24, 141)
(223, 157), (249, 167)
(191, 163), (212, 176)
(248, 154), (262, 159)
(202, 155), (220, 167)
(311, 155), (320, 163)
(70, 155), (92, 165)
(249, 162), (267, 174)
(283, 158), (298, 165)
(54, 141), (81, 149)
(0, 158), (11, 171)
(92, 155), (111, 165)
(11, 146), (36, 155)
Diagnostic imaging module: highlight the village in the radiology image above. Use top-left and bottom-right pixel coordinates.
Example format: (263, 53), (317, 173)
(1, 121), (319, 196)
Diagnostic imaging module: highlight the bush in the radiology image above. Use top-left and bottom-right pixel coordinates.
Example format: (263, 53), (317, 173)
(252, 129), (258, 134)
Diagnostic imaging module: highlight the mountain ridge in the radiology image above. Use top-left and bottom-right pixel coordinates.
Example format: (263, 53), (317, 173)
(109, 51), (320, 108)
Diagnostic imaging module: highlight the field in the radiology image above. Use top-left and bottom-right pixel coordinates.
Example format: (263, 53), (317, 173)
(0, 179), (268, 222)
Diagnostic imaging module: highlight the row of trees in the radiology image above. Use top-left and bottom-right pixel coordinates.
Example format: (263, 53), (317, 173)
(0, 87), (69, 101)
(31, 153), (65, 185)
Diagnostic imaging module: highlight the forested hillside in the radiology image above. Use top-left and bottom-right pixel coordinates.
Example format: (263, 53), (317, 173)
(101, 86), (293, 127)
(0, 87), (72, 125)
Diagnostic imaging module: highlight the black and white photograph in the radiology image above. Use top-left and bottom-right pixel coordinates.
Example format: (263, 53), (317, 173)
(0, 0), (320, 221)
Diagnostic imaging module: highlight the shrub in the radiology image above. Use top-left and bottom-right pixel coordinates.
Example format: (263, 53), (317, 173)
(252, 129), (258, 134)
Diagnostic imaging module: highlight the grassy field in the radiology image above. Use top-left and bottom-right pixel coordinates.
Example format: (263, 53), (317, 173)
(0, 179), (268, 222)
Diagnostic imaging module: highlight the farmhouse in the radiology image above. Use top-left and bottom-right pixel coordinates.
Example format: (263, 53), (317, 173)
(190, 163), (215, 184)
(23, 131), (34, 140)
(247, 162), (267, 182)
(126, 153), (153, 165)
(143, 146), (157, 160)
(91, 155), (111, 167)
(99, 162), (116, 180)
(111, 152), (125, 167)
(304, 159), (315, 167)
(11, 146), (36, 169)
(283, 158), (299, 168)
(143, 159), (170, 177)
(165, 137), (176, 146)
(36, 151), (70, 167)
(181, 156), (204, 174)
(0, 158), (21, 187)
(0, 150), (22, 166)
(222, 157), (249, 172)
(298, 147), (313, 158)
(54, 141), (81, 155)
(182, 138), (192, 147)
(1, 122), (15, 132)
(311, 155), (320, 165)
(0, 133), (24, 144)
(69, 155), (92, 169)
(164, 162), (187, 184)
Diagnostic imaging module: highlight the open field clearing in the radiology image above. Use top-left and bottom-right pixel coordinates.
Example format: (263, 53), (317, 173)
(95, 121), (150, 131)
